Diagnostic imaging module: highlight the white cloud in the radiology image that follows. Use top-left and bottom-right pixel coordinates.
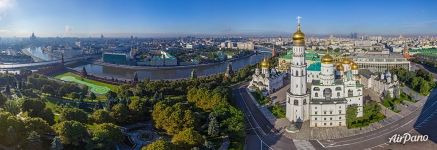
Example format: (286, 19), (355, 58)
(0, 0), (15, 21)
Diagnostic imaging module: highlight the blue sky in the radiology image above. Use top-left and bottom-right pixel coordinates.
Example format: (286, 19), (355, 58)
(0, 0), (436, 37)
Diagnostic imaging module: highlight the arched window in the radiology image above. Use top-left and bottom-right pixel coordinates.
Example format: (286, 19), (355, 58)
(323, 88), (332, 99)
(303, 99), (307, 105)
(313, 87), (320, 91)
(348, 89), (353, 97)
(337, 92), (340, 97)
(296, 70), (299, 76)
(315, 92), (318, 97)
(294, 100), (299, 105)
(335, 87), (342, 91)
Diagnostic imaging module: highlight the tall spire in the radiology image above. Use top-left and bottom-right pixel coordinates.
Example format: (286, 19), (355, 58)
(292, 16), (305, 46)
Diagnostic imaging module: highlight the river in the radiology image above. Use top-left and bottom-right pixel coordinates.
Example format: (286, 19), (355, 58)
(73, 47), (272, 81)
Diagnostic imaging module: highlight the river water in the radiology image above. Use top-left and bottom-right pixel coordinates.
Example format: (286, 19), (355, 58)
(73, 48), (271, 80)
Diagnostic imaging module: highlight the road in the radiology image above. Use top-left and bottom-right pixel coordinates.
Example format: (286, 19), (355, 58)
(234, 80), (437, 150)
(233, 84), (296, 150)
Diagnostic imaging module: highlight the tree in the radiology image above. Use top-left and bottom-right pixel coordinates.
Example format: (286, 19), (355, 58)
(24, 131), (43, 150)
(5, 84), (11, 95)
(187, 88), (228, 112)
(411, 77), (421, 90)
(89, 123), (123, 150)
(171, 128), (203, 149)
(3, 100), (20, 115)
(60, 108), (88, 123)
(5, 126), (18, 145)
(21, 98), (45, 113)
(142, 139), (173, 150)
(90, 92), (97, 100)
(133, 72), (139, 83)
(420, 82), (431, 96)
(0, 93), (6, 107)
(40, 108), (55, 125)
(54, 121), (89, 147)
(128, 96), (147, 121)
(91, 109), (114, 124)
(25, 117), (53, 135)
(51, 136), (63, 150)
(152, 102), (196, 135)
(110, 103), (129, 125)
(0, 111), (26, 145)
(207, 115), (219, 137)
(81, 66), (88, 77)
(42, 85), (55, 95)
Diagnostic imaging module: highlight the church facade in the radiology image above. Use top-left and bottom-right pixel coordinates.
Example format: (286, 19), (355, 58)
(248, 58), (285, 94)
(286, 19), (364, 127)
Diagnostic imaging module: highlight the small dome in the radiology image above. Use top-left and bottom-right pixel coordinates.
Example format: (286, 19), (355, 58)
(336, 64), (344, 71)
(342, 58), (351, 64)
(292, 25), (305, 46)
(351, 63), (359, 70)
(321, 54), (334, 64)
(260, 58), (269, 68)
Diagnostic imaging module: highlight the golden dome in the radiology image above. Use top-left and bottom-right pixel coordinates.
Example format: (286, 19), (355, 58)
(292, 24), (305, 46)
(351, 63), (359, 70)
(261, 58), (269, 68)
(336, 64), (344, 71)
(342, 58), (351, 64)
(321, 54), (334, 64)
(335, 62), (342, 67)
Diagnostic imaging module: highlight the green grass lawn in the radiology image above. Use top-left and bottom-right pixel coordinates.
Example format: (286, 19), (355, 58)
(55, 72), (118, 94)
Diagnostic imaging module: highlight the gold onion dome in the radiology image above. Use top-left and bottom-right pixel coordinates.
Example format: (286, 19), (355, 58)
(261, 58), (269, 68)
(292, 24), (305, 46)
(321, 54), (334, 64)
(342, 58), (351, 64)
(351, 63), (359, 70)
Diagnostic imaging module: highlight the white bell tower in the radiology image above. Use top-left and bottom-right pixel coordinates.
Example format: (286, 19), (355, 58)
(286, 17), (309, 123)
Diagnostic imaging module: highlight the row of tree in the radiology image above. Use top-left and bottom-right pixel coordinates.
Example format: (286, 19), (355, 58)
(27, 74), (89, 98)
(391, 68), (436, 96)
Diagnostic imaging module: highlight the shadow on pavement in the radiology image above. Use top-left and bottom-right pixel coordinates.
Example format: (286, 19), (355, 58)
(414, 88), (437, 143)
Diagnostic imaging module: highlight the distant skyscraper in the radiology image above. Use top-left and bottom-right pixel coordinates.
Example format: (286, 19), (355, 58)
(101, 34), (104, 39)
(30, 32), (37, 40)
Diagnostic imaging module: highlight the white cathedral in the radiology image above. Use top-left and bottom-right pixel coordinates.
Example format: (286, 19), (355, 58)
(249, 58), (285, 94)
(286, 19), (364, 128)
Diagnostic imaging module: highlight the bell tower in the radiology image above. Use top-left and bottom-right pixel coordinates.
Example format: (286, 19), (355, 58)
(286, 16), (309, 123)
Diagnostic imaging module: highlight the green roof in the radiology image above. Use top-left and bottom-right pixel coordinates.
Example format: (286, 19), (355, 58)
(280, 49), (320, 61)
(307, 62), (321, 71)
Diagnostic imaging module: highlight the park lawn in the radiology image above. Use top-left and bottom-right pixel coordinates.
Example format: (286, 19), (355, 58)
(55, 72), (119, 93)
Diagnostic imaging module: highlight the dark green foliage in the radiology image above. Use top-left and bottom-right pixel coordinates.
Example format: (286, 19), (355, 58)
(346, 102), (385, 128)
(60, 108), (88, 123)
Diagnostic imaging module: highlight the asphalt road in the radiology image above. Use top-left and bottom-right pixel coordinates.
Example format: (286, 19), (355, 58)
(233, 84), (296, 150)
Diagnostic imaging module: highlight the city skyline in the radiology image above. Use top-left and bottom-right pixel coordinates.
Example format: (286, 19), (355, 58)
(0, 0), (436, 37)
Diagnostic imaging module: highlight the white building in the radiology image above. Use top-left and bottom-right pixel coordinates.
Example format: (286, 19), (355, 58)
(360, 69), (400, 98)
(286, 20), (364, 128)
(248, 58), (285, 94)
(237, 42), (255, 50)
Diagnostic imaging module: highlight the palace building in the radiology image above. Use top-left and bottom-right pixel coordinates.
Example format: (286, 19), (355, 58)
(286, 18), (364, 127)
